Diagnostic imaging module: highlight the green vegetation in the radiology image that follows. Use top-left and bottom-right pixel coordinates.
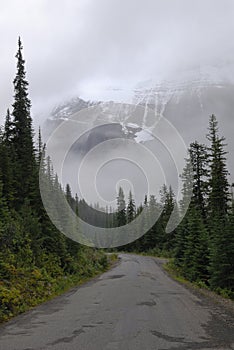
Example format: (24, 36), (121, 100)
(0, 37), (233, 326)
(0, 38), (111, 323)
(0, 249), (111, 323)
(118, 114), (234, 299)
(83, 114), (233, 299)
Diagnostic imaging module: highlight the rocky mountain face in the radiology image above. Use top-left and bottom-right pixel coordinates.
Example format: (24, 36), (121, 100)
(42, 71), (234, 198)
(44, 72), (234, 143)
(134, 78), (234, 144)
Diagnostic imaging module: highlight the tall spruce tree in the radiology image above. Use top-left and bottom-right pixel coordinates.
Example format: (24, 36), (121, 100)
(182, 207), (209, 283)
(160, 185), (176, 251)
(116, 187), (126, 226)
(207, 115), (229, 221)
(11, 37), (35, 208)
(189, 141), (209, 219)
(127, 190), (136, 223)
(206, 115), (231, 290)
(175, 143), (209, 275)
(208, 209), (234, 293)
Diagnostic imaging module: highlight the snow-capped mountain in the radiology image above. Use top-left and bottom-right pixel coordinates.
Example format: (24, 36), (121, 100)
(50, 97), (99, 121)
(43, 67), (234, 189)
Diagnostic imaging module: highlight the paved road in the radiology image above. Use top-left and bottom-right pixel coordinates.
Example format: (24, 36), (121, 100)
(0, 254), (233, 350)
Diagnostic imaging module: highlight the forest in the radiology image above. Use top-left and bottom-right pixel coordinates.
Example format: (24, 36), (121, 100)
(0, 39), (109, 322)
(0, 38), (233, 322)
(74, 100), (234, 300)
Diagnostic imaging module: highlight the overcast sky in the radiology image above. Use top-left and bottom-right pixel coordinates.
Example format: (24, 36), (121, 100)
(1, 0), (234, 122)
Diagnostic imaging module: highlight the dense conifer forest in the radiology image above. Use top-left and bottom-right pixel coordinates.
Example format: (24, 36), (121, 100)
(0, 39), (109, 322)
(114, 115), (234, 298)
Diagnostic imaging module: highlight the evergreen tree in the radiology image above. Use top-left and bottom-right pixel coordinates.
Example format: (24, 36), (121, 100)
(0, 126), (15, 206)
(182, 207), (209, 283)
(3, 109), (13, 143)
(127, 190), (136, 223)
(66, 183), (73, 207)
(147, 195), (158, 249)
(36, 126), (45, 166)
(160, 185), (176, 251)
(174, 216), (190, 268)
(207, 115), (229, 222)
(189, 141), (209, 218)
(116, 187), (126, 226)
(11, 37), (36, 208)
(206, 115), (231, 290)
(175, 142), (209, 277)
(208, 209), (234, 293)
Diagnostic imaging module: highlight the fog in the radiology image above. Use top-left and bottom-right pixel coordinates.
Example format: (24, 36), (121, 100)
(1, 0), (234, 208)
(1, 0), (234, 120)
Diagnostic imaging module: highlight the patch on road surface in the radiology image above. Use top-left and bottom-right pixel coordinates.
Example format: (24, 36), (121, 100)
(105, 274), (125, 279)
(137, 300), (157, 306)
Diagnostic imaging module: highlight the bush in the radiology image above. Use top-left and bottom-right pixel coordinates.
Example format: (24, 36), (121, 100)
(0, 248), (110, 323)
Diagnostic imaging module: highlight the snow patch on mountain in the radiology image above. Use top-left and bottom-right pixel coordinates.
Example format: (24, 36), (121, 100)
(45, 65), (234, 146)
(135, 129), (154, 143)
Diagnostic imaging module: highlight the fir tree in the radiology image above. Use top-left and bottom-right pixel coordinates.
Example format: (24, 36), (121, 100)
(207, 115), (229, 222)
(206, 115), (231, 290)
(11, 37), (36, 208)
(116, 187), (126, 226)
(3, 109), (13, 143)
(208, 210), (234, 293)
(0, 126), (15, 206)
(66, 183), (73, 207)
(189, 141), (209, 219)
(160, 185), (176, 251)
(182, 207), (209, 283)
(127, 190), (136, 223)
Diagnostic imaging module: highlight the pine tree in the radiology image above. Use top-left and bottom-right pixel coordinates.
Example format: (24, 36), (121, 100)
(207, 115), (229, 222)
(66, 183), (73, 207)
(36, 126), (45, 166)
(208, 210), (234, 293)
(116, 187), (126, 226)
(180, 153), (193, 214)
(3, 109), (13, 143)
(182, 207), (209, 283)
(189, 141), (209, 219)
(11, 37), (36, 208)
(174, 216), (190, 268)
(175, 156), (193, 268)
(148, 196), (162, 250)
(0, 124), (15, 206)
(175, 142), (209, 277)
(160, 185), (176, 251)
(127, 190), (136, 223)
(206, 115), (231, 290)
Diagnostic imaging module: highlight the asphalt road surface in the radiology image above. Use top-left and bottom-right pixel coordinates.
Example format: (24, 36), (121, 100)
(0, 254), (233, 350)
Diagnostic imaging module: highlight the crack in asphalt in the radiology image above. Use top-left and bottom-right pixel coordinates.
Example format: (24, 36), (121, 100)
(47, 328), (85, 346)
(105, 274), (125, 280)
(151, 329), (186, 343)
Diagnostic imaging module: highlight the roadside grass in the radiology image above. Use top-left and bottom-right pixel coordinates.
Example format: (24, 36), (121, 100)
(163, 259), (234, 303)
(120, 249), (234, 302)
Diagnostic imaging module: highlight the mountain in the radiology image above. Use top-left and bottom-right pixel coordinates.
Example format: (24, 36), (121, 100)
(42, 68), (234, 200)
(44, 68), (234, 142)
